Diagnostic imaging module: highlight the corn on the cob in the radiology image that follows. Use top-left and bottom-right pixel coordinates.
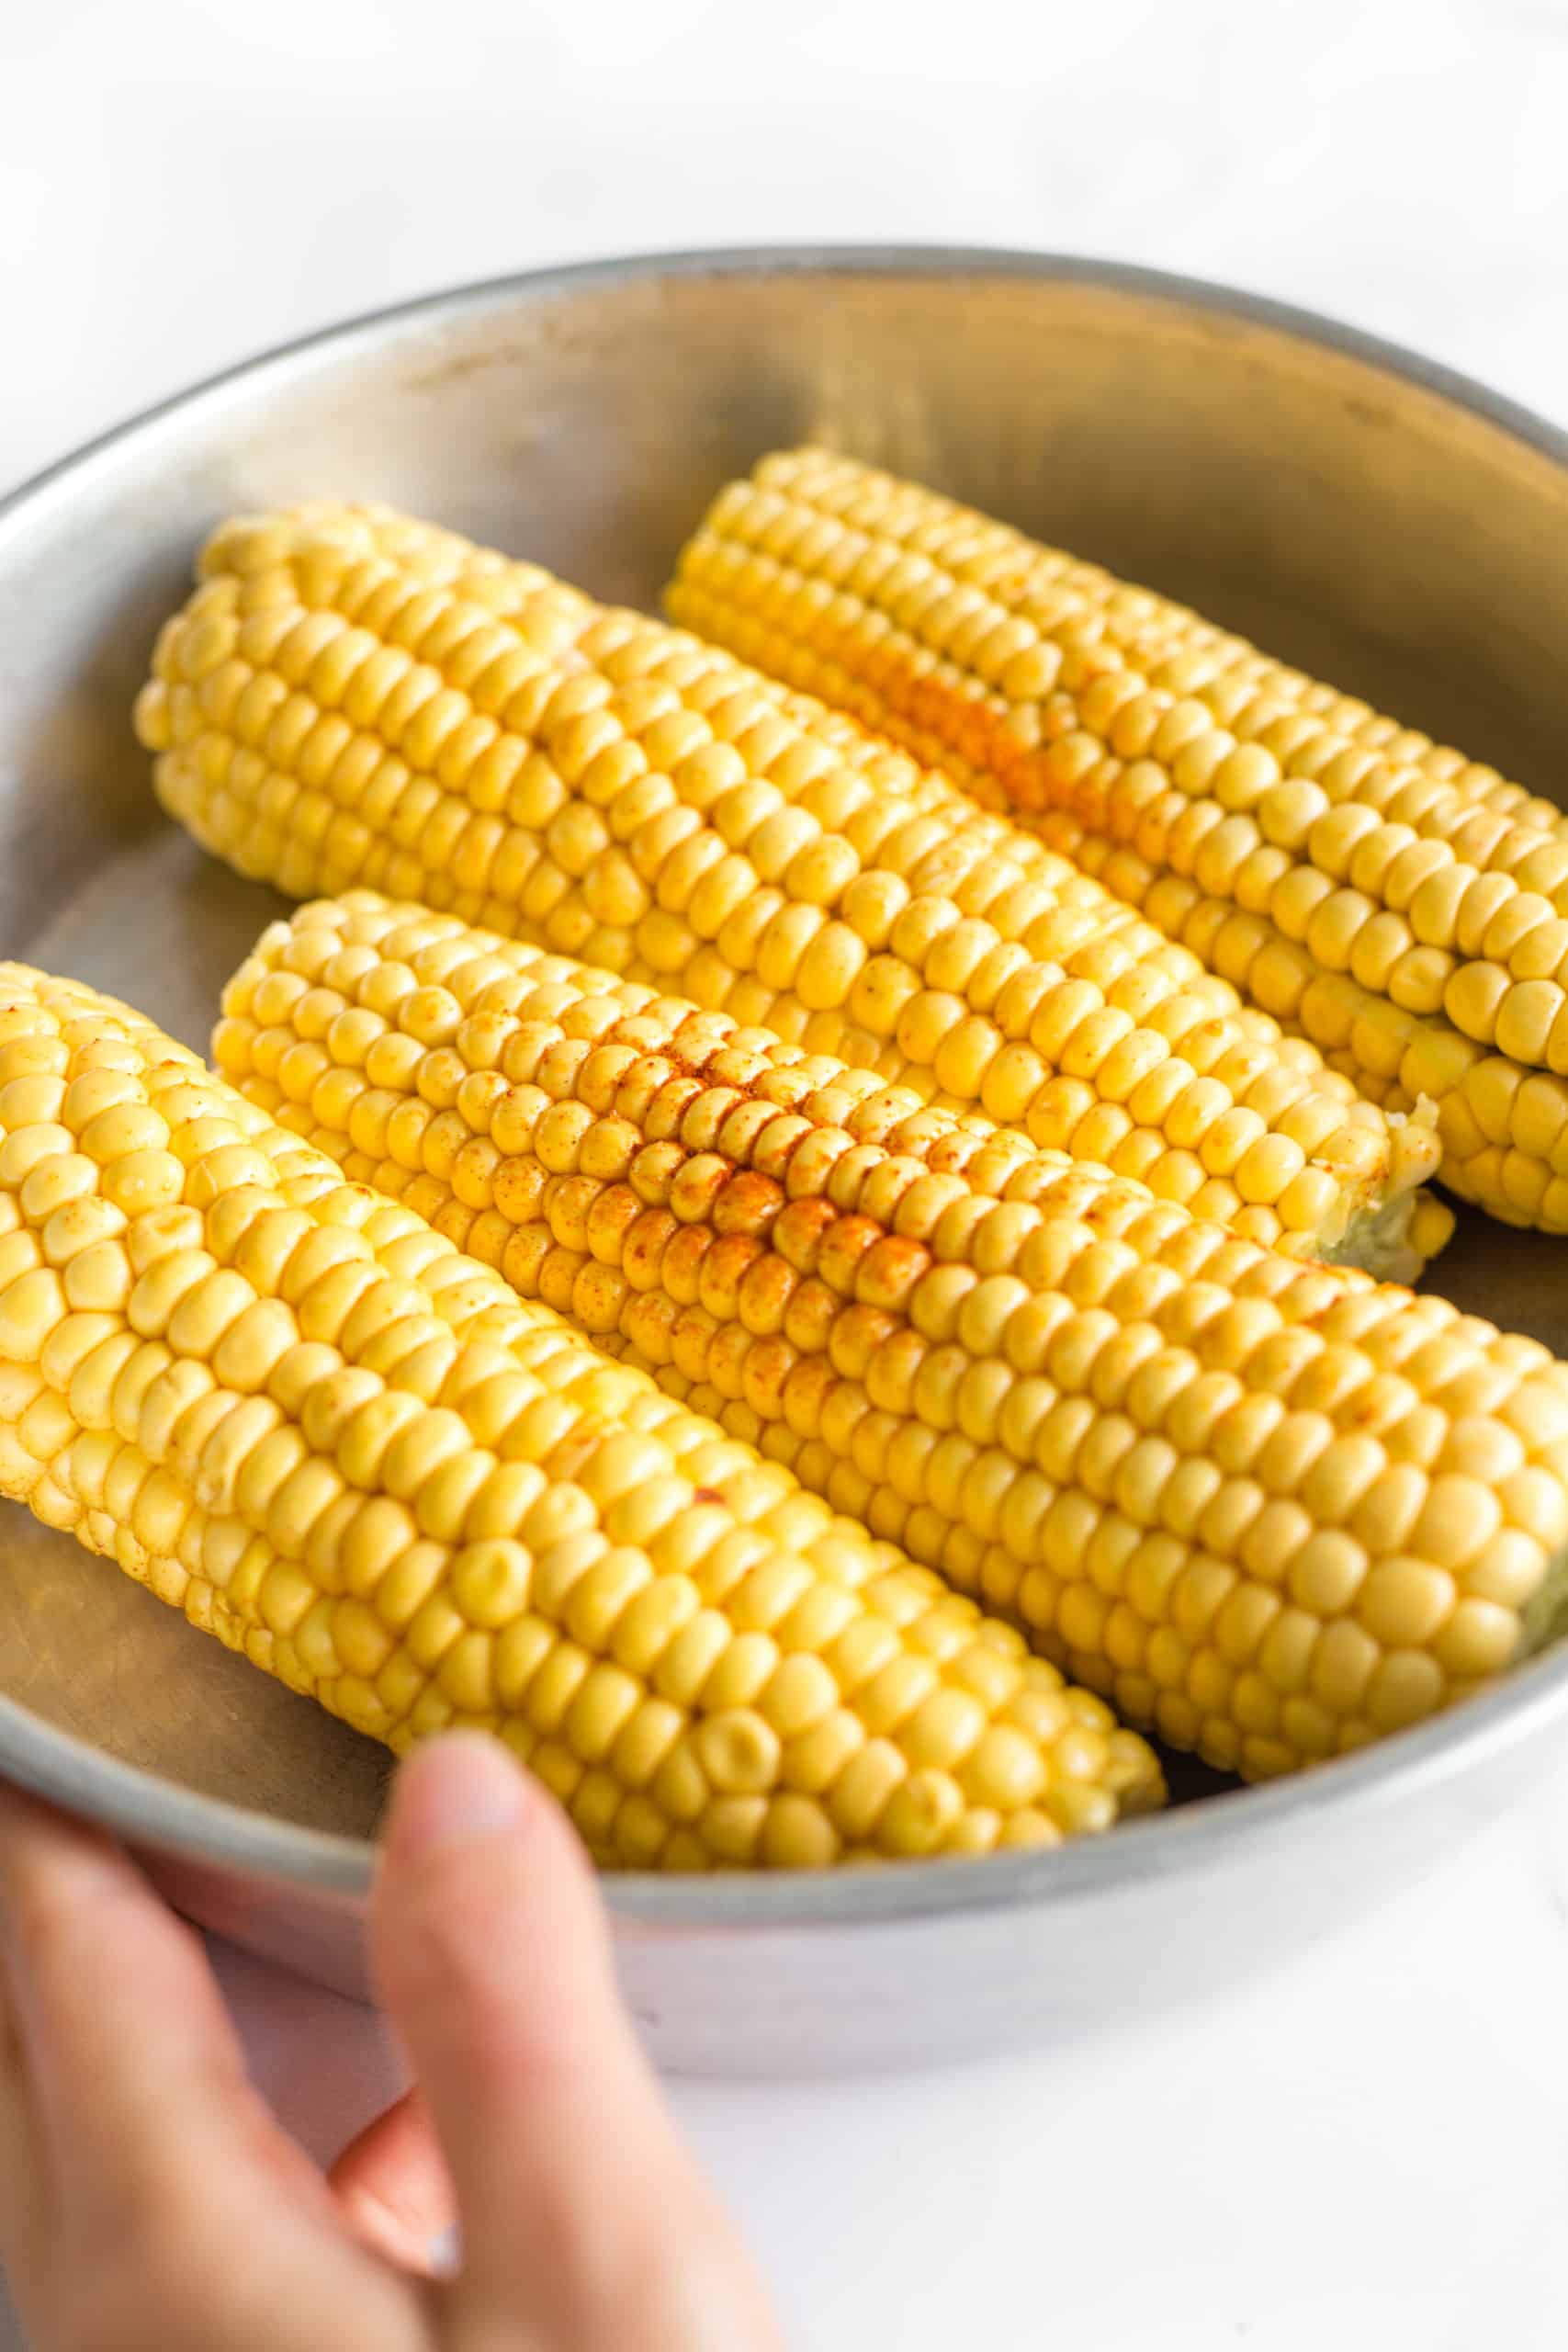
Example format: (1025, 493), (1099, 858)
(0, 962), (1165, 1864)
(136, 501), (1449, 1281)
(668, 447), (1568, 1227)
(1026, 807), (1568, 1230)
(216, 892), (1568, 1780)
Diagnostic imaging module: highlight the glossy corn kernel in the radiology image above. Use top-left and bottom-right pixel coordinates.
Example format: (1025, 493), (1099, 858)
(0, 961), (1164, 1865)
(671, 448), (1568, 1209)
(137, 500), (1445, 1280)
(216, 893), (1568, 1781)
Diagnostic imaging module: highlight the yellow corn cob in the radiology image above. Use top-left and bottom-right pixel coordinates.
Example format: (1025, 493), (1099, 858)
(674, 450), (1568, 840)
(215, 892), (1568, 1781)
(668, 447), (1568, 1222)
(136, 501), (1449, 1282)
(1024, 807), (1568, 1230)
(0, 963), (1165, 1864)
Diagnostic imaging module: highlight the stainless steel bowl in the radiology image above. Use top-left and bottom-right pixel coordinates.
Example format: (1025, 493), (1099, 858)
(5, 246), (1568, 2075)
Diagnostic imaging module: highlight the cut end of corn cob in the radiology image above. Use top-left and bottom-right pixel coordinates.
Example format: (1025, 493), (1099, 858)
(0, 959), (1165, 1864)
(1523, 1546), (1568, 1654)
(138, 498), (1448, 1282)
(1317, 1150), (1455, 1284)
(212, 893), (1568, 1781)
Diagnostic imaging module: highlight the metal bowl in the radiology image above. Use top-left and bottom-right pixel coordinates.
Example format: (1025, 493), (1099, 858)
(5, 245), (1568, 2075)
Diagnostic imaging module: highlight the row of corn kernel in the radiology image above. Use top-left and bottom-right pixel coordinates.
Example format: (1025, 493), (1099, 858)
(668, 449), (1568, 1171)
(135, 503), (1446, 1277)
(213, 894), (1568, 1781)
(0, 963), (1162, 1863)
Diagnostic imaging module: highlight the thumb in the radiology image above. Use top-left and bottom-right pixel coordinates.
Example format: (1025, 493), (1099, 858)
(369, 1735), (779, 2345)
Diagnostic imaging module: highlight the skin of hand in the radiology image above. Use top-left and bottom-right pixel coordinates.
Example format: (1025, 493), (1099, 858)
(0, 1734), (784, 2350)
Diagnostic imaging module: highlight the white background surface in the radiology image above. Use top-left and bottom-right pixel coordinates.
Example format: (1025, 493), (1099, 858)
(6, 1), (1568, 2345)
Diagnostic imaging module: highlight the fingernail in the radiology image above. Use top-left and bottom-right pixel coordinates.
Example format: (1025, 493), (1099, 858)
(426, 2222), (464, 2278)
(386, 1733), (533, 1861)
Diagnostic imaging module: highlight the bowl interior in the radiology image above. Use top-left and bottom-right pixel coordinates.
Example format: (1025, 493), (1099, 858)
(6, 251), (1568, 1862)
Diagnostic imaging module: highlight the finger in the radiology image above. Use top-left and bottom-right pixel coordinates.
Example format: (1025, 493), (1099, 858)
(371, 1735), (773, 2337)
(0, 1968), (52, 2289)
(0, 1787), (436, 2352)
(0, 1782), (322, 2239)
(328, 2088), (457, 2276)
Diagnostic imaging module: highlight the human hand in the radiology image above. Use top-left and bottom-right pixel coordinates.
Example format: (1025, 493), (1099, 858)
(0, 1734), (783, 2349)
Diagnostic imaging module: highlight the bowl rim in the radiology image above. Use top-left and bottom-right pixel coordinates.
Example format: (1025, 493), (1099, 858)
(6, 237), (1568, 1931)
